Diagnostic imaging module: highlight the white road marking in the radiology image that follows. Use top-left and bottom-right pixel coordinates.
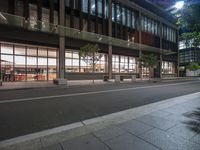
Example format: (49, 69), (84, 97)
(0, 92), (200, 148)
(0, 81), (199, 104)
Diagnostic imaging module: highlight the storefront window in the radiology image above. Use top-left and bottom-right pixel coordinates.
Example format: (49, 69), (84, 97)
(27, 56), (37, 81)
(112, 55), (120, 73)
(66, 49), (107, 73)
(1, 54), (13, 81)
(48, 49), (57, 80)
(0, 43), (57, 81)
(48, 58), (56, 80)
(1, 44), (13, 54)
(129, 57), (138, 73)
(120, 56), (128, 73)
(38, 57), (47, 80)
(162, 61), (175, 74)
(14, 55), (26, 81)
(27, 47), (37, 56)
(112, 55), (139, 73)
(15, 45), (26, 55)
(38, 48), (47, 57)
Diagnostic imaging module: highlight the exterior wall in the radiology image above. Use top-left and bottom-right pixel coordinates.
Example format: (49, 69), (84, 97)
(0, 0), (178, 80)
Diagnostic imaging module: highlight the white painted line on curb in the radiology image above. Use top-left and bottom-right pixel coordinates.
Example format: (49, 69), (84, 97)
(0, 81), (199, 104)
(0, 92), (200, 148)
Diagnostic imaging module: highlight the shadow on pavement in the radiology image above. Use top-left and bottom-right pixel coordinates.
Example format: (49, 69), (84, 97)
(184, 107), (200, 133)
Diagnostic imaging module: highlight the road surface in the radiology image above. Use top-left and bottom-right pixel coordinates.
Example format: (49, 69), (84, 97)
(0, 80), (200, 141)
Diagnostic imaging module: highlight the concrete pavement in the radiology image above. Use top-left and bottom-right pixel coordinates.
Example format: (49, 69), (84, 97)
(0, 81), (200, 142)
(0, 91), (200, 150)
(40, 92), (200, 150)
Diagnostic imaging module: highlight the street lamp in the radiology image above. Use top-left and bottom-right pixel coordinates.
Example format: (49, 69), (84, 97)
(175, 1), (185, 9)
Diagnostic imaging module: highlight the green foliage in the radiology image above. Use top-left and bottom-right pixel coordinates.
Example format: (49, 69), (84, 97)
(139, 54), (158, 68)
(187, 62), (200, 71)
(178, 3), (200, 33)
(180, 32), (200, 49)
(79, 43), (102, 72)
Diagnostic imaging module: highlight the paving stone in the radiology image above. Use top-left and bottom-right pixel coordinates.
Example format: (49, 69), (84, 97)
(139, 128), (200, 150)
(93, 125), (126, 141)
(118, 119), (153, 136)
(164, 113), (190, 124)
(167, 123), (197, 140)
(63, 134), (109, 150)
(179, 101), (199, 110)
(136, 114), (176, 130)
(149, 110), (171, 118)
(162, 104), (194, 115)
(190, 134), (200, 145)
(105, 133), (159, 150)
(40, 143), (63, 150)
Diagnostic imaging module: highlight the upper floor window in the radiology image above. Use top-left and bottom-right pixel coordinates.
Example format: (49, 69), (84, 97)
(112, 3), (115, 21)
(90, 0), (96, 15)
(65, 0), (70, 7)
(98, 0), (103, 17)
(122, 8), (126, 26)
(127, 10), (131, 28)
(116, 5), (121, 23)
(82, 0), (88, 13)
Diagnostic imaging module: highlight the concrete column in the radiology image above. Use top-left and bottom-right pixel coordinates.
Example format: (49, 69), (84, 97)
(57, 0), (65, 79)
(138, 12), (142, 79)
(177, 29), (179, 77)
(108, 0), (112, 79)
(159, 22), (163, 79)
(108, 45), (112, 79)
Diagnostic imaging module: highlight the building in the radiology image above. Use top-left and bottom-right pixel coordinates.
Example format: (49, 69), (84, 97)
(0, 0), (178, 82)
(179, 39), (200, 76)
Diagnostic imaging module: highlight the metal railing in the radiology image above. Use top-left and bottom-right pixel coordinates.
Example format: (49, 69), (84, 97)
(0, 12), (175, 55)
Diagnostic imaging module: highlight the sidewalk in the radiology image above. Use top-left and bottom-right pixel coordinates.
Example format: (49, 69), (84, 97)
(40, 93), (200, 150)
(0, 92), (199, 150)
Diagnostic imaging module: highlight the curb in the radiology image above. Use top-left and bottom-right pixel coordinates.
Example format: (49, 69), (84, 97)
(0, 78), (199, 91)
(0, 92), (199, 150)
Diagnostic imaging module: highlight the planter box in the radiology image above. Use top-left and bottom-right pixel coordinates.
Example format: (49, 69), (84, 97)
(53, 78), (68, 85)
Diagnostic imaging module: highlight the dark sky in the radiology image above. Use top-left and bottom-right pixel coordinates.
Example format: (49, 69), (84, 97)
(148, 0), (176, 8)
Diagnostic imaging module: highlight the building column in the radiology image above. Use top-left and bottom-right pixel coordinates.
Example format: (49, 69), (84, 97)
(159, 22), (163, 79)
(177, 29), (179, 77)
(57, 0), (65, 79)
(138, 12), (142, 79)
(108, 0), (112, 79)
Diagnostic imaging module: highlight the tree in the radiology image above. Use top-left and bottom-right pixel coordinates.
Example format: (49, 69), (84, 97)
(187, 62), (200, 71)
(139, 54), (158, 79)
(79, 43), (102, 82)
(177, 3), (200, 34)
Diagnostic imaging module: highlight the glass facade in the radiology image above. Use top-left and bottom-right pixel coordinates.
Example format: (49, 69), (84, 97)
(162, 61), (175, 74)
(179, 50), (196, 64)
(112, 2), (137, 29)
(65, 49), (107, 73)
(112, 55), (139, 73)
(0, 43), (57, 82)
(162, 25), (176, 43)
(141, 15), (160, 37)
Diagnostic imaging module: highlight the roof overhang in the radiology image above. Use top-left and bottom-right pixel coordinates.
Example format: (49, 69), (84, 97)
(0, 12), (176, 55)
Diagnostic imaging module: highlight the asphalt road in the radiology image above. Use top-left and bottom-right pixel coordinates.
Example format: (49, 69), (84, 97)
(0, 80), (200, 141)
